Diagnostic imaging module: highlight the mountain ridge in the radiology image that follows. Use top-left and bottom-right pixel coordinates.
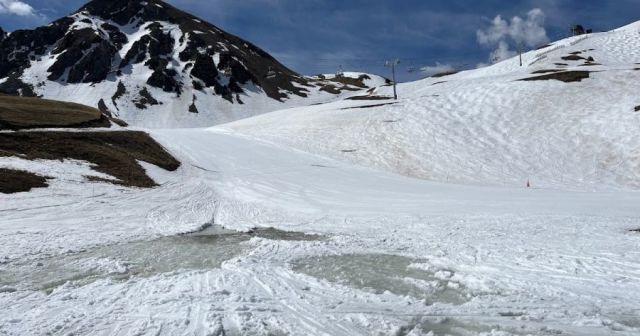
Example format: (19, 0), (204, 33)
(0, 0), (383, 128)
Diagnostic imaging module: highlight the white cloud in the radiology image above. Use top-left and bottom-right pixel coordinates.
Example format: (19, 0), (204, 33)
(421, 62), (456, 77)
(477, 8), (549, 63)
(0, 0), (35, 16)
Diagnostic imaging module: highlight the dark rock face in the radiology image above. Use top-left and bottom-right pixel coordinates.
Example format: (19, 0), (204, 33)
(191, 54), (219, 88)
(111, 81), (127, 109)
(47, 28), (118, 83)
(0, 17), (74, 82)
(97, 98), (112, 117)
(134, 87), (160, 109)
(189, 95), (199, 113)
(0, 77), (37, 97)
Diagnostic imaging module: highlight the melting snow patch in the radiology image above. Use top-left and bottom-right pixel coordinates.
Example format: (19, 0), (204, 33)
(291, 254), (469, 305)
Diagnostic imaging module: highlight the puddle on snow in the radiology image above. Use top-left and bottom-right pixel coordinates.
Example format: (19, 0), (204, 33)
(398, 317), (525, 336)
(0, 227), (323, 292)
(292, 254), (468, 305)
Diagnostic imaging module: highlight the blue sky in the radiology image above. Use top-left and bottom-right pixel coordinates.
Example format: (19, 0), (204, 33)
(2, 0), (639, 81)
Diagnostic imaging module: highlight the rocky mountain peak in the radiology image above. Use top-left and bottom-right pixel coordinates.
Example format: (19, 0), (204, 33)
(0, 0), (379, 128)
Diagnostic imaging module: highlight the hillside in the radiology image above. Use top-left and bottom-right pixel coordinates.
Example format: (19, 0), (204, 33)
(224, 21), (640, 190)
(0, 0), (384, 128)
(0, 95), (115, 130)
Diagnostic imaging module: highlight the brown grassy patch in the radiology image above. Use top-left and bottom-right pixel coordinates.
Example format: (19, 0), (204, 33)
(0, 168), (49, 194)
(561, 55), (586, 61)
(341, 102), (397, 110)
(0, 95), (110, 130)
(319, 84), (341, 94)
(520, 71), (590, 83)
(431, 70), (459, 78)
(0, 131), (180, 188)
(329, 74), (371, 89)
(345, 95), (392, 101)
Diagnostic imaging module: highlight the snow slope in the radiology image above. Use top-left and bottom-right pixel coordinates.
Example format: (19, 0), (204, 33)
(224, 23), (640, 190)
(1, 128), (640, 335)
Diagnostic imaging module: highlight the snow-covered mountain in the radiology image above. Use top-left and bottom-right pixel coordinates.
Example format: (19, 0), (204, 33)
(224, 20), (640, 190)
(0, 0), (385, 128)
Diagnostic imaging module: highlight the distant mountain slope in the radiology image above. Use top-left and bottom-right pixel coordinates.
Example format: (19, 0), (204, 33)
(0, 0), (383, 128)
(224, 20), (640, 190)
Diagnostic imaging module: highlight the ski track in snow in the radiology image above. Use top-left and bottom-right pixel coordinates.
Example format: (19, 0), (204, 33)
(1, 22), (640, 336)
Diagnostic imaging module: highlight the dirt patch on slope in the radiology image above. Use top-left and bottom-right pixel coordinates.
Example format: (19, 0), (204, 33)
(531, 69), (562, 74)
(520, 71), (591, 83)
(0, 131), (180, 188)
(346, 95), (393, 101)
(0, 95), (111, 130)
(328, 74), (372, 89)
(0, 168), (49, 194)
(341, 103), (397, 110)
(431, 70), (459, 78)
(561, 55), (586, 61)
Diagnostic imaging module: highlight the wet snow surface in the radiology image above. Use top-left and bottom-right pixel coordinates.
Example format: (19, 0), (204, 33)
(0, 227), (321, 292)
(2, 22), (640, 336)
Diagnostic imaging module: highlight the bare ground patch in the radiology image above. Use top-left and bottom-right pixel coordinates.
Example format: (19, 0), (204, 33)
(561, 55), (586, 61)
(431, 70), (459, 78)
(0, 168), (49, 194)
(532, 69), (562, 74)
(0, 131), (180, 188)
(345, 95), (393, 101)
(0, 95), (110, 130)
(520, 71), (591, 83)
(341, 102), (397, 110)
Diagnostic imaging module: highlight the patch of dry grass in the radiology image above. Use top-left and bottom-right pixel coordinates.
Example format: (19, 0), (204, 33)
(345, 95), (393, 101)
(0, 131), (180, 188)
(0, 95), (110, 130)
(520, 71), (591, 83)
(431, 70), (460, 78)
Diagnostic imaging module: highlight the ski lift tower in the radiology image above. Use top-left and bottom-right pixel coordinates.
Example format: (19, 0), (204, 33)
(385, 59), (400, 100)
